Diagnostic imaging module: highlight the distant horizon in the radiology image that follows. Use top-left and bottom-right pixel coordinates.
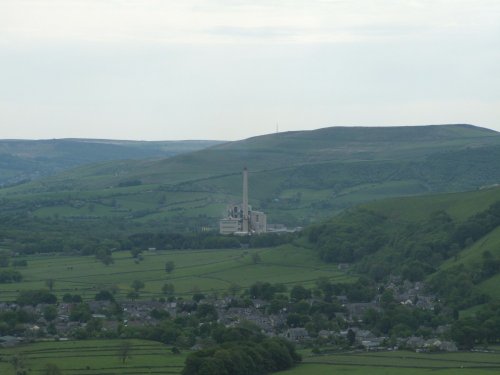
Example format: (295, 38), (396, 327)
(1, 1), (499, 141)
(0, 123), (497, 142)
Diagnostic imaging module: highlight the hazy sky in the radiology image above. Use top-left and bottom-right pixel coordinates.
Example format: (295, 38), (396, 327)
(1, 0), (499, 140)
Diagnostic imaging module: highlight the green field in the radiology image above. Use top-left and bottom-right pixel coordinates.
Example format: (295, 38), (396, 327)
(0, 245), (352, 302)
(0, 339), (185, 375)
(362, 185), (500, 222)
(278, 350), (500, 375)
(3, 341), (500, 375)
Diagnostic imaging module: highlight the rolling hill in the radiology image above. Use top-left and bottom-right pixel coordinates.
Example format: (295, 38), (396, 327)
(304, 185), (500, 308)
(1, 124), (498, 230)
(1, 125), (499, 367)
(0, 138), (223, 186)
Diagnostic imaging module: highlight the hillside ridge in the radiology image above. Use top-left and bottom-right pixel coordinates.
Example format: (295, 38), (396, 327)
(1, 123), (499, 232)
(0, 138), (224, 186)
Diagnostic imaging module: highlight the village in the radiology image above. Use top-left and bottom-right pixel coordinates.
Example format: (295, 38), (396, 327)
(0, 277), (458, 353)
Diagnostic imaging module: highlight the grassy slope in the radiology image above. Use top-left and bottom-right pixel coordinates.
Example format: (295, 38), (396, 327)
(361, 186), (500, 301)
(0, 139), (223, 186)
(21, 124), (500, 186)
(0, 245), (352, 302)
(362, 185), (500, 222)
(1, 124), (499, 227)
(441, 226), (500, 301)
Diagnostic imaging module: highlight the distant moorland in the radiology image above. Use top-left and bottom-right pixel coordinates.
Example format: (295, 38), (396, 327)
(1, 124), (499, 234)
(0, 138), (223, 186)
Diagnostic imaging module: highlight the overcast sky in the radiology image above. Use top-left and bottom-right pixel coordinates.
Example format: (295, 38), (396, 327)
(1, 0), (499, 140)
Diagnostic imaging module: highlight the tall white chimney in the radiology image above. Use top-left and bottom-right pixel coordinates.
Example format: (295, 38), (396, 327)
(242, 167), (249, 233)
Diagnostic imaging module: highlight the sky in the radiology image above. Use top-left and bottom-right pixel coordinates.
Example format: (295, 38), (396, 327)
(0, 0), (499, 141)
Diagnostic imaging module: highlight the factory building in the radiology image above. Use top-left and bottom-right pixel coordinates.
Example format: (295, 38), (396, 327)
(219, 168), (267, 235)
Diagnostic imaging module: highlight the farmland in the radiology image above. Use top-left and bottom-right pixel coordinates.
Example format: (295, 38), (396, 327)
(0, 126), (499, 375)
(0, 339), (185, 375)
(2, 124), (500, 232)
(1, 340), (500, 375)
(279, 349), (500, 375)
(0, 245), (352, 302)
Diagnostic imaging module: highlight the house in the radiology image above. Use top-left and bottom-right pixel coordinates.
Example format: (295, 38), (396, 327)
(405, 336), (425, 349)
(88, 300), (112, 313)
(438, 341), (458, 352)
(284, 328), (310, 342)
(318, 330), (335, 339)
(352, 328), (376, 340)
(424, 339), (458, 352)
(345, 302), (379, 321)
(361, 338), (385, 350)
(0, 335), (22, 347)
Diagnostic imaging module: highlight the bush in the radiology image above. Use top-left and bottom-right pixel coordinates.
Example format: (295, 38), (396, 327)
(17, 289), (57, 305)
(0, 269), (23, 283)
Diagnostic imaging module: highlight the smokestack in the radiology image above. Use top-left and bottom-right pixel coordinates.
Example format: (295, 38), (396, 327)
(242, 167), (249, 233)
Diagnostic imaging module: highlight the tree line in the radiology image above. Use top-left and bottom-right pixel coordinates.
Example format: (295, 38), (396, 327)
(305, 201), (500, 287)
(182, 324), (301, 375)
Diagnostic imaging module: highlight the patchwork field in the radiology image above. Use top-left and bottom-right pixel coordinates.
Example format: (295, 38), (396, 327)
(279, 349), (500, 375)
(0, 339), (185, 375)
(0, 245), (352, 302)
(2, 341), (500, 375)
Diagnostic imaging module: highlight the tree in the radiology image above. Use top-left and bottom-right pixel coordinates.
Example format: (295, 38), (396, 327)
(451, 317), (482, 349)
(69, 303), (91, 323)
(96, 248), (114, 266)
(165, 261), (175, 274)
(347, 329), (356, 346)
(86, 318), (103, 335)
(380, 290), (395, 308)
(249, 282), (279, 300)
(118, 341), (132, 364)
(162, 283), (175, 296)
(17, 290), (57, 306)
(127, 291), (139, 301)
(131, 280), (145, 292)
(10, 354), (26, 375)
(95, 290), (115, 301)
(45, 279), (55, 291)
(290, 285), (311, 302)
(196, 304), (218, 321)
(130, 248), (142, 259)
(171, 346), (181, 355)
(63, 293), (82, 303)
(192, 293), (206, 303)
(0, 269), (23, 283)
(286, 313), (309, 327)
(251, 253), (261, 264)
(182, 337), (300, 375)
(12, 259), (28, 267)
(43, 305), (58, 322)
(0, 251), (10, 268)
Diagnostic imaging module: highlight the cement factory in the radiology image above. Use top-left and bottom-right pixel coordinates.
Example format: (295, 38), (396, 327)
(219, 168), (267, 235)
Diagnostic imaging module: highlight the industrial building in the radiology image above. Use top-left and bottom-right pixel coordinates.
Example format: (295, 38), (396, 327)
(219, 168), (267, 235)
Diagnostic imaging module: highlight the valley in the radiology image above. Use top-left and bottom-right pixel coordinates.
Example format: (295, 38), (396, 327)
(0, 139), (223, 187)
(1, 125), (500, 375)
